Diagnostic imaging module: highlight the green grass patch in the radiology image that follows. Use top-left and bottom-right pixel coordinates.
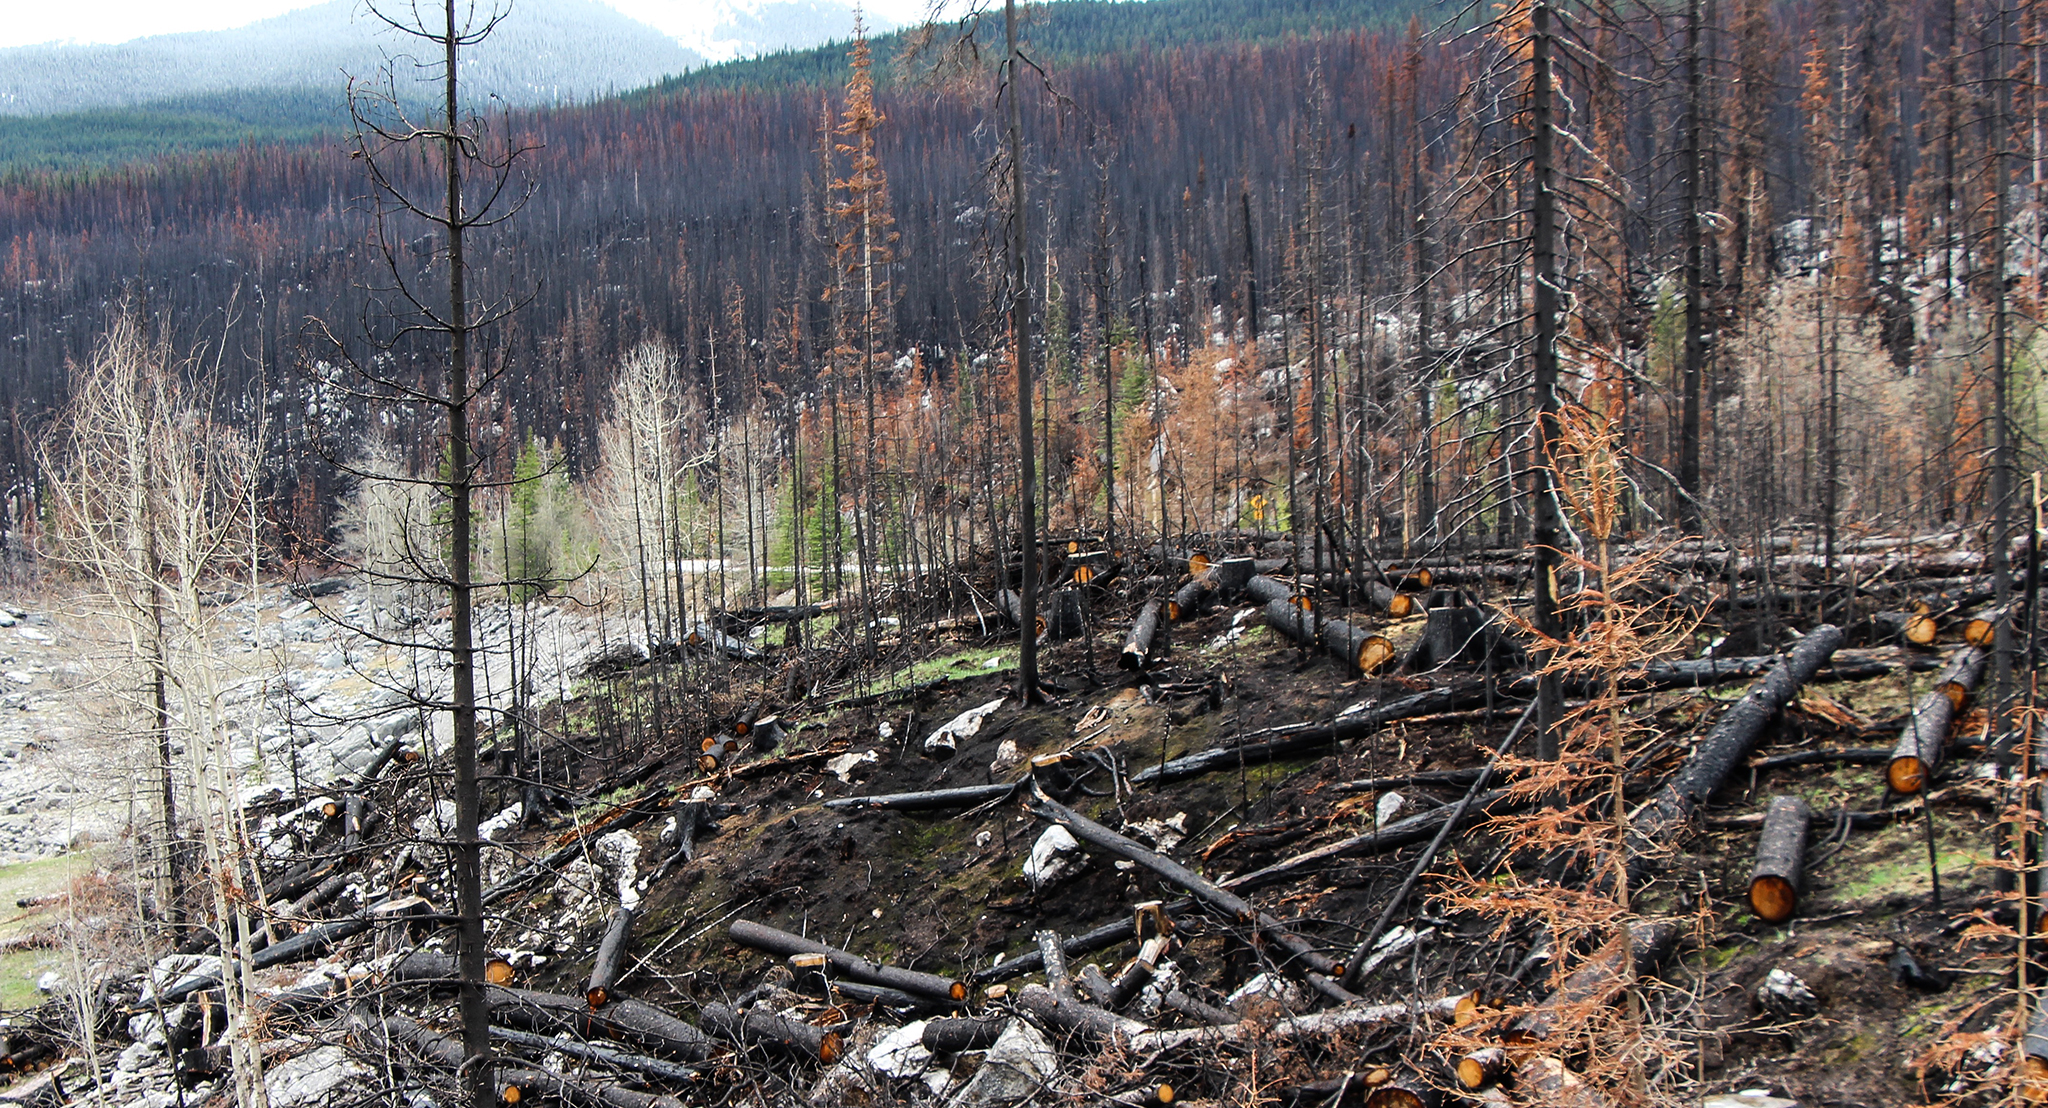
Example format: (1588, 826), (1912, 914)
(0, 947), (57, 1011)
(0, 854), (94, 939)
(897, 646), (1018, 687)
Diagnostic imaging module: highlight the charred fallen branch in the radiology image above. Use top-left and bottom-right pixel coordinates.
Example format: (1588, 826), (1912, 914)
(1507, 920), (1681, 1041)
(727, 920), (967, 1004)
(697, 1001), (843, 1063)
(971, 899), (1194, 984)
(354, 1010), (685, 1108)
(1022, 785), (1357, 1003)
(824, 781), (1019, 811)
(390, 952), (715, 1062)
(1125, 994), (1465, 1054)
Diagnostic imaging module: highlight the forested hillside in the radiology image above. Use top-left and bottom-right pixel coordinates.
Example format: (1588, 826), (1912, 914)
(0, 0), (2008, 560)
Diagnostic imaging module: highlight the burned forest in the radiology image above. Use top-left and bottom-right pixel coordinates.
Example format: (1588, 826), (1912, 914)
(0, 0), (2043, 1107)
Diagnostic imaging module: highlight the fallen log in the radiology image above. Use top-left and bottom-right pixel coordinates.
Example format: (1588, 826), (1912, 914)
(1015, 981), (1151, 1042)
(1887, 647), (1986, 794)
(1627, 626), (1844, 867)
(1134, 646), (1899, 790)
(1456, 1046), (1511, 1091)
(1515, 1056), (1609, 1108)
(970, 899), (1194, 984)
(392, 953), (715, 1062)
(1748, 795), (1812, 924)
(1126, 994), (1464, 1054)
(1965, 602), (2016, 647)
(697, 1001), (843, 1063)
(356, 1010), (686, 1108)
(922, 1014), (1007, 1053)
(1508, 919), (1681, 1041)
(286, 872), (352, 919)
(586, 904), (637, 1006)
(1167, 575), (1215, 622)
(1023, 786), (1357, 1003)
(252, 915), (370, 970)
(1361, 1072), (1438, 1108)
(824, 782), (1018, 811)
(1262, 600), (1397, 674)
(489, 1026), (701, 1086)
(1121, 599), (1166, 671)
(1244, 575), (1301, 608)
(727, 919), (967, 1004)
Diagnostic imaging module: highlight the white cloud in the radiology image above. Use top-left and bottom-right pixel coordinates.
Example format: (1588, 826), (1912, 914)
(0, 0), (325, 48)
(0, 0), (983, 52)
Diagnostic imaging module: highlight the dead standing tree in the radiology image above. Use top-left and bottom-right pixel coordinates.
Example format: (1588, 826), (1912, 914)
(335, 2), (537, 1101)
(1432, 0), (1636, 757)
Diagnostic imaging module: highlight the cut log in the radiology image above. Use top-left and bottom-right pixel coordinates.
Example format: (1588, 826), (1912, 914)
(586, 904), (637, 1006)
(971, 899), (1193, 984)
(286, 872), (352, 919)
(1361, 1072), (1438, 1108)
(489, 1026), (700, 1086)
(392, 953), (714, 1061)
(727, 919), (966, 1004)
(1627, 626), (1844, 867)
(1014, 982), (1151, 1041)
(1066, 550), (1118, 586)
(252, 915), (370, 969)
(824, 782), (1018, 811)
(357, 1010), (686, 1108)
(1965, 603), (2015, 647)
(1244, 575), (1300, 607)
(1514, 1056), (1609, 1108)
(1122, 599), (1166, 670)
(1126, 995), (1465, 1054)
(1888, 646), (1986, 794)
(698, 1002), (842, 1063)
(1935, 646), (1989, 709)
(922, 1014), (1007, 1053)
(1508, 920), (1680, 1041)
(1167, 575), (1214, 622)
(1456, 1046), (1510, 1090)
(1023, 786), (1356, 1003)
(1748, 796), (1812, 924)
(1264, 600), (1395, 674)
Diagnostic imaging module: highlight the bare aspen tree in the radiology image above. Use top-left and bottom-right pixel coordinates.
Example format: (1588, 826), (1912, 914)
(45, 315), (271, 1108)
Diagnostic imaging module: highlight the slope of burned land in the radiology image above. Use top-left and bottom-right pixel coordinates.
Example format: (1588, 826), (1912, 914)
(0, 530), (2031, 1108)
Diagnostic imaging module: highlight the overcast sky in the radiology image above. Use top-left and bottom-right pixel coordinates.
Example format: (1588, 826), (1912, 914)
(0, 0), (946, 49)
